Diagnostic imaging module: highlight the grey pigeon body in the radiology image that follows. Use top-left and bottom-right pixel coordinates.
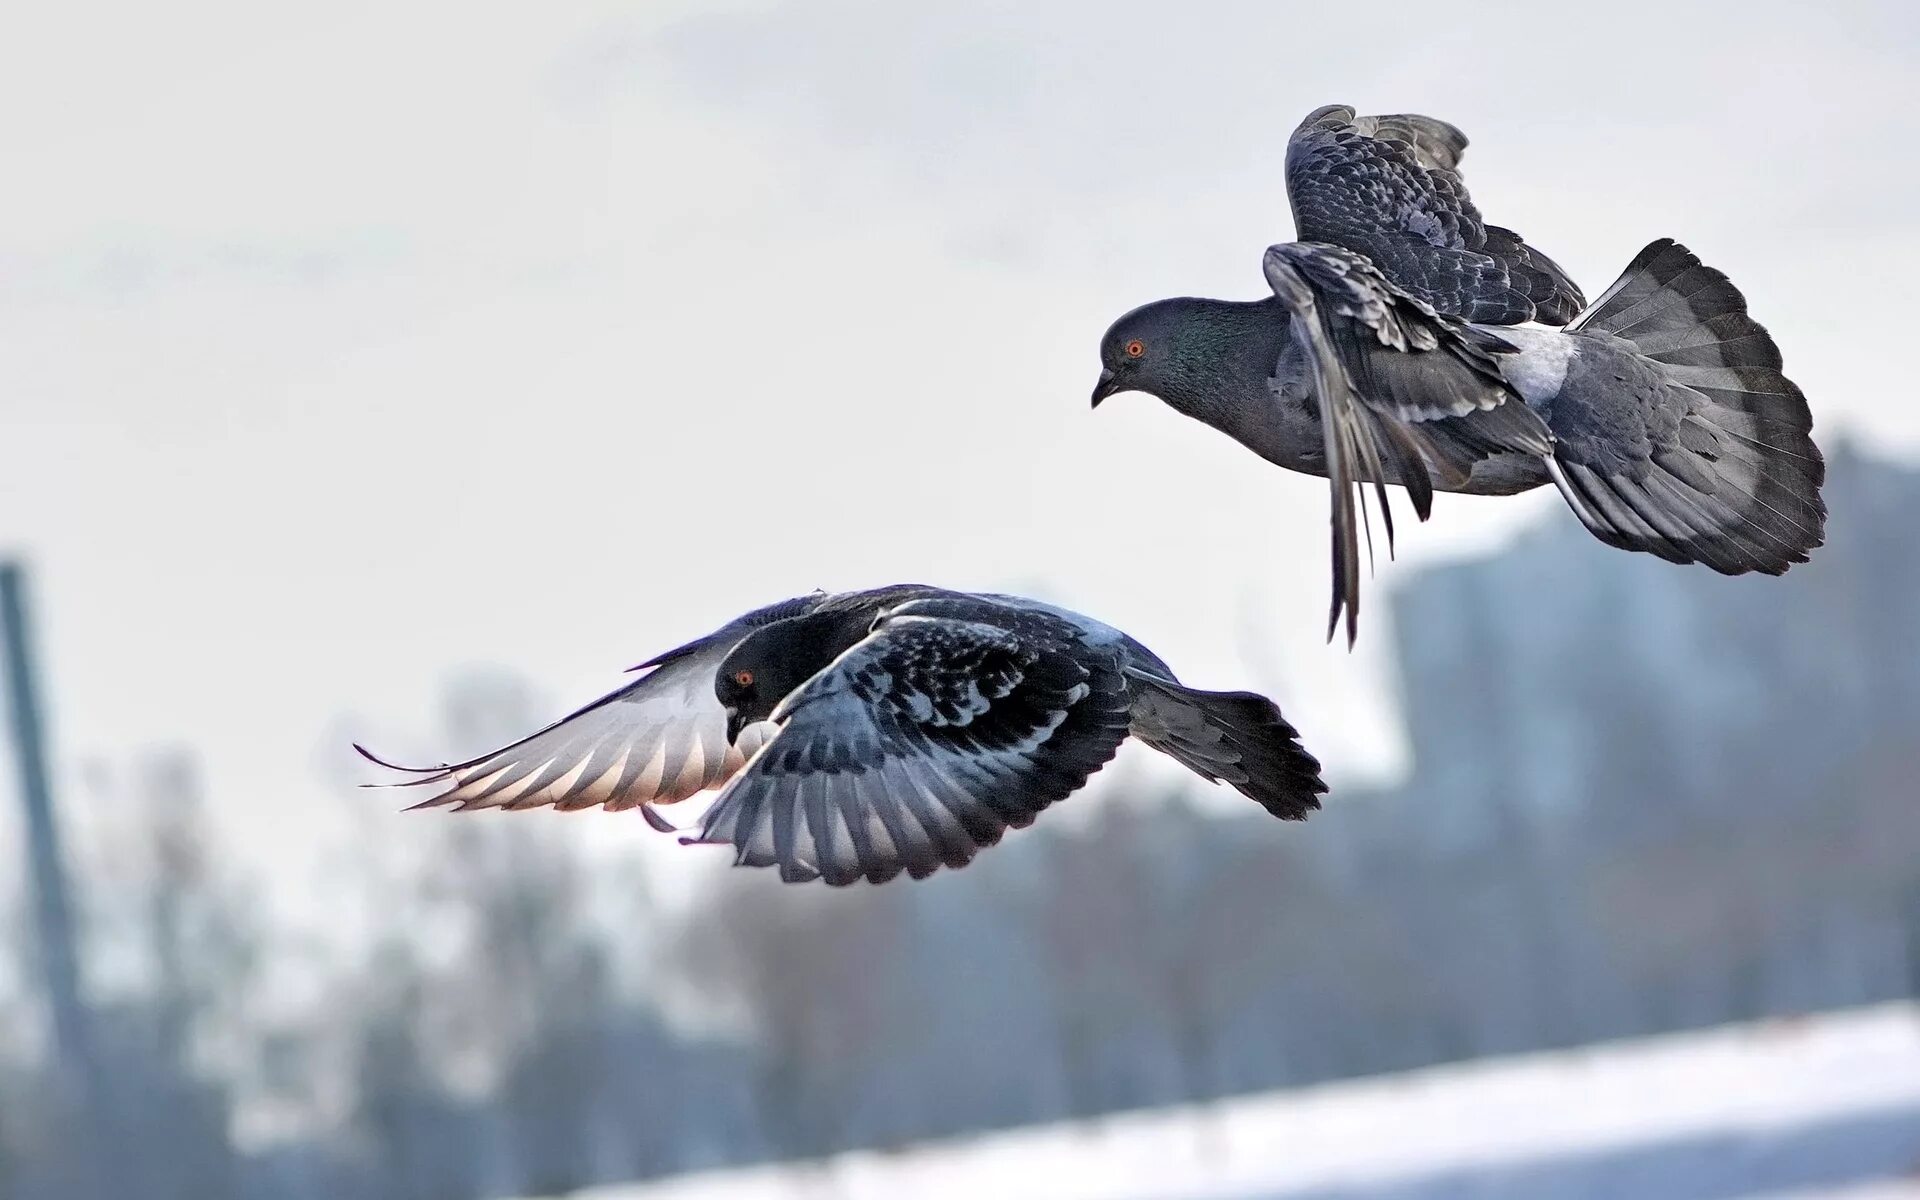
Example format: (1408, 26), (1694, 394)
(360, 586), (1326, 885)
(1093, 105), (1826, 641)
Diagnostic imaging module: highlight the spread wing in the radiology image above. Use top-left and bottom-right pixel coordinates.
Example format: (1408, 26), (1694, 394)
(1285, 104), (1584, 325)
(357, 596), (826, 822)
(688, 604), (1132, 886)
(1263, 241), (1555, 645)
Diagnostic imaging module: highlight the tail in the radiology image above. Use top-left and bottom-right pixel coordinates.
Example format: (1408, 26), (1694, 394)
(1126, 672), (1327, 821)
(1552, 239), (1826, 575)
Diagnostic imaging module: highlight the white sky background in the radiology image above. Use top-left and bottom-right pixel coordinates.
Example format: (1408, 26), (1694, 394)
(1, 0), (1917, 936)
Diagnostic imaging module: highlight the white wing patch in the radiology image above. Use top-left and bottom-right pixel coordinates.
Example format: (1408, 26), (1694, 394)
(362, 626), (776, 815)
(1492, 325), (1578, 405)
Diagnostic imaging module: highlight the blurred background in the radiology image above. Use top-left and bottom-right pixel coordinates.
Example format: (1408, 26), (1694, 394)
(2, 2), (1918, 1198)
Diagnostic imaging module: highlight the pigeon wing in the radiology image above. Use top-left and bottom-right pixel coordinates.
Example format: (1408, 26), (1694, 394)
(358, 595), (827, 819)
(689, 607), (1132, 885)
(1285, 105), (1584, 325)
(1263, 241), (1554, 645)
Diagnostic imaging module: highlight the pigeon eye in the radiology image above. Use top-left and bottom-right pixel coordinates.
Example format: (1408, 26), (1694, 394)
(733, 670), (754, 688)
(1124, 339), (1145, 359)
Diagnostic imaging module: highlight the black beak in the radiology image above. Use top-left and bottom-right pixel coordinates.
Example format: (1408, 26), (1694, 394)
(1091, 368), (1119, 408)
(725, 707), (746, 744)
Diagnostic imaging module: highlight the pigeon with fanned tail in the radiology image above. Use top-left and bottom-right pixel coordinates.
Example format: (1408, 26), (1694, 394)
(358, 586), (1326, 886)
(1092, 105), (1825, 643)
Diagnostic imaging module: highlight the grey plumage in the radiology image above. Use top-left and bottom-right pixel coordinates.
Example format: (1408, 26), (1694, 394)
(360, 586), (1326, 885)
(1094, 106), (1825, 641)
(1262, 242), (1555, 641)
(1540, 240), (1825, 575)
(1286, 105), (1585, 326)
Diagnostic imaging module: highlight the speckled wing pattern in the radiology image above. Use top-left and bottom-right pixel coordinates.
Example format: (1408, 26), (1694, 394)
(1262, 242), (1554, 644)
(356, 594), (827, 823)
(688, 598), (1132, 885)
(1285, 104), (1584, 325)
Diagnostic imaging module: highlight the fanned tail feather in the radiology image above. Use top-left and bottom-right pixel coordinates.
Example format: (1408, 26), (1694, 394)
(1556, 239), (1825, 573)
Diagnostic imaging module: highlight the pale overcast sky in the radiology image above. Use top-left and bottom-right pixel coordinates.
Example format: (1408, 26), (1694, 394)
(2, 0), (1915, 926)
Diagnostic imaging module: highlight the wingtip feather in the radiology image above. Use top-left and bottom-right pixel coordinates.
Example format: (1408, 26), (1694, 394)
(352, 742), (447, 774)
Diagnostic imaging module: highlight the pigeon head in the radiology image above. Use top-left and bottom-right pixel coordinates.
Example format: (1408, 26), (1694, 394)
(713, 610), (864, 742)
(1091, 297), (1288, 417)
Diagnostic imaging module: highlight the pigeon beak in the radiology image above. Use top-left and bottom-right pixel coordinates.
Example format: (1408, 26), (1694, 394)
(1091, 368), (1119, 408)
(724, 707), (746, 744)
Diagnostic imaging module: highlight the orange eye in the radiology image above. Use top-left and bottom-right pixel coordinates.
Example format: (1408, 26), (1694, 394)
(733, 670), (754, 688)
(1124, 339), (1145, 359)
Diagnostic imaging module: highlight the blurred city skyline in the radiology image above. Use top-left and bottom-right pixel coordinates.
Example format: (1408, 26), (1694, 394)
(1, 444), (1914, 1199)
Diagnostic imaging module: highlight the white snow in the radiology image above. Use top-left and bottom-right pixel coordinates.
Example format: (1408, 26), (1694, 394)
(531, 1003), (1920, 1200)
(1749, 1185), (1920, 1200)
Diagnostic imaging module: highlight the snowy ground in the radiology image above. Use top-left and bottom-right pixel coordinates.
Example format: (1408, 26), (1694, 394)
(532, 1002), (1920, 1200)
(1754, 1184), (1920, 1199)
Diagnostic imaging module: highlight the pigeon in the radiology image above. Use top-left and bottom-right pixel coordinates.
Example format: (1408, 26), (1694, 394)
(1092, 105), (1826, 643)
(358, 586), (1326, 886)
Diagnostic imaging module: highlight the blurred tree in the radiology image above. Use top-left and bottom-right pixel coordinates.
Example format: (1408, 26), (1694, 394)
(80, 748), (256, 1200)
(438, 821), (610, 1197)
(350, 939), (482, 1200)
(671, 873), (912, 1166)
(1021, 799), (1165, 1122)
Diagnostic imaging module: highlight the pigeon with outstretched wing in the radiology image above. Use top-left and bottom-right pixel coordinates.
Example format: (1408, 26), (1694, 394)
(361, 586), (1326, 885)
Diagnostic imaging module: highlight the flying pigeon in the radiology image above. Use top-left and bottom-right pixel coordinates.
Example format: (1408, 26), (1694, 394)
(1091, 105), (1826, 643)
(358, 586), (1326, 885)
